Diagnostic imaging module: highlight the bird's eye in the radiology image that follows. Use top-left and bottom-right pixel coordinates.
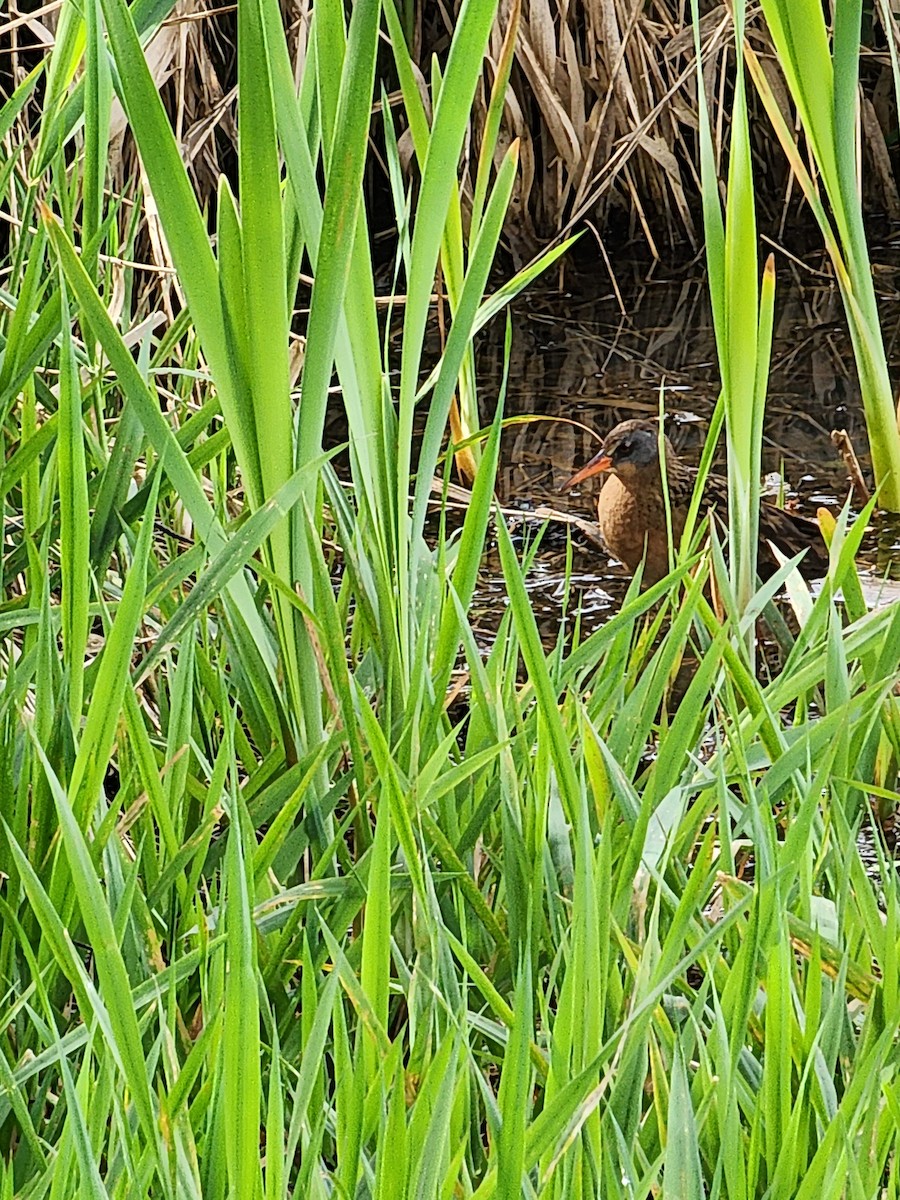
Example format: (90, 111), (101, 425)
(618, 439), (633, 457)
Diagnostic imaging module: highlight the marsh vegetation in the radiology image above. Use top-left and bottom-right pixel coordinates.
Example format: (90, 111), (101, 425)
(4, 0), (900, 1196)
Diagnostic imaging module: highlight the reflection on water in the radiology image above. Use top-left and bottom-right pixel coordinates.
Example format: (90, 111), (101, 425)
(465, 266), (900, 642)
(489, 274), (859, 510)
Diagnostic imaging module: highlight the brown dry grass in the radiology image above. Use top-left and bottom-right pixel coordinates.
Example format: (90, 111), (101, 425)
(3, 0), (900, 278)
(460, 0), (900, 267)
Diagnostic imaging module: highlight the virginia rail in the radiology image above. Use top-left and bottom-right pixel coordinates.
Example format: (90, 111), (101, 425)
(562, 418), (829, 585)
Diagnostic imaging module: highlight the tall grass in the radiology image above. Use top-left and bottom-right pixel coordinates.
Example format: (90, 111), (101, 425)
(744, 0), (900, 510)
(3, 1), (900, 1197)
(690, 0), (771, 619)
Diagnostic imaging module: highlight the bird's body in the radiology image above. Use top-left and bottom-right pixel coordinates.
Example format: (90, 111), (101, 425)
(563, 419), (828, 585)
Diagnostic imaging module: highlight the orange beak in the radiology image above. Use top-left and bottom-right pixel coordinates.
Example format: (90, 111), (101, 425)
(562, 449), (613, 491)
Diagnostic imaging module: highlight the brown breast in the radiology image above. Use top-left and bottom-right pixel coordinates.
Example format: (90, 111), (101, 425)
(594, 465), (827, 586)
(596, 475), (688, 585)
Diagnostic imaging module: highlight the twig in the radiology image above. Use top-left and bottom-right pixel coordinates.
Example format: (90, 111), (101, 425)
(429, 477), (607, 549)
(830, 428), (870, 507)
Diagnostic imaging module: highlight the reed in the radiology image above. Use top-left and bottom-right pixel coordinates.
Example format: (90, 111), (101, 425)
(690, 0), (773, 620)
(745, 0), (900, 509)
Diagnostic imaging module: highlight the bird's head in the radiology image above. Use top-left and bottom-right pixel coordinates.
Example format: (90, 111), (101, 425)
(562, 420), (668, 490)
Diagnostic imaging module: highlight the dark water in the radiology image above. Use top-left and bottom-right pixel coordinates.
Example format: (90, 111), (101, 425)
(466, 264), (900, 639)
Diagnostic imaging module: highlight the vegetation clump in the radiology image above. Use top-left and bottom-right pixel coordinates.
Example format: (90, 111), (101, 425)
(2, 0), (900, 1196)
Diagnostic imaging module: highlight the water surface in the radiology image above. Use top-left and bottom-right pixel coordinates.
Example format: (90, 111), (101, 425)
(468, 265), (900, 640)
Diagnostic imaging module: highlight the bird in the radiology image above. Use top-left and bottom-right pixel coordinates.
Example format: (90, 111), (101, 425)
(562, 418), (829, 585)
